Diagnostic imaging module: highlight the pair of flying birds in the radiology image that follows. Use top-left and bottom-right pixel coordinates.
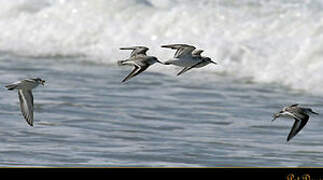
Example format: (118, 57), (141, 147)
(117, 44), (217, 83)
(3, 44), (319, 142)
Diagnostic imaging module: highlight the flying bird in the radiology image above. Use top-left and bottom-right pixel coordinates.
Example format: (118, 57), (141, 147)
(118, 46), (163, 83)
(5, 78), (45, 126)
(161, 44), (217, 76)
(272, 104), (319, 142)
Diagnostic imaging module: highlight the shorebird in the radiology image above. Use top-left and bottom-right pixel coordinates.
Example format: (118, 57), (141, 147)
(272, 104), (319, 142)
(161, 44), (217, 76)
(5, 78), (45, 126)
(118, 46), (163, 83)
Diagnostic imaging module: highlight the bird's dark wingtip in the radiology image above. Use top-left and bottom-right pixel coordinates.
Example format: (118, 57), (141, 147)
(161, 45), (173, 48)
(5, 84), (17, 90)
(121, 77), (129, 83)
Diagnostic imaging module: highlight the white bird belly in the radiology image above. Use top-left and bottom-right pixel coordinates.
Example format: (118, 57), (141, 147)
(280, 111), (298, 119)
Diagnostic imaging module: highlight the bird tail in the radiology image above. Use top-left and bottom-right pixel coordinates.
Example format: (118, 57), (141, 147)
(5, 84), (17, 90)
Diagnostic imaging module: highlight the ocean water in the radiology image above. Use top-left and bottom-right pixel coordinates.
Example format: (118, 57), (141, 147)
(0, 0), (323, 167)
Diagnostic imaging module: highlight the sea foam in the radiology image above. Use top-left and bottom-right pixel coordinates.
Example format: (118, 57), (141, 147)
(1, 0), (323, 94)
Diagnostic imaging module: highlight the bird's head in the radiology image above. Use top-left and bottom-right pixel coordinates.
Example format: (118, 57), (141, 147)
(33, 78), (45, 86)
(272, 111), (283, 121)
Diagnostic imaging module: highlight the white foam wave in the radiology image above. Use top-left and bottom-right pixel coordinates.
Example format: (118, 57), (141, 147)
(1, 0), (323, 94)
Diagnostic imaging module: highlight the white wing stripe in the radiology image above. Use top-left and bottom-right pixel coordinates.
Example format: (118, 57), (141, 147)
(18, 90), (34, 126)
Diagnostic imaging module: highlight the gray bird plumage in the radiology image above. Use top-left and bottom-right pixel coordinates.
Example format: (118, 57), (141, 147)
(272, 104), (319, 142)
(161, 44), (217, 76)
(5, 78), (45, 126)
(161, 44), (196, 58)
(119, 46), (149, 58)
(118, 46), (163, 83)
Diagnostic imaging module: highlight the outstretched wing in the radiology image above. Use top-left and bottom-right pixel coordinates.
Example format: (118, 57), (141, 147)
(287, 115), (309, 142)
(18, 89), (34, 126)
(117, 58), (136, 66)
(121, 64), (149, 83)
(5, 83), (19, 90)
(289, 104), (299, 107)
(176, 60), (205, 76)
(120, 46), (149, 58)
(192, 49), (204, 56)
(161, 44), (196, 58)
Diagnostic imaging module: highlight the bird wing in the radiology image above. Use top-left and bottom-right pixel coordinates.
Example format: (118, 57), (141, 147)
(18, 89), (34, 126)
(117, 58), (136, 66)
(176, 60), (205, 76)
(289, 107), (310, 120)
(289, 104), (299, 107)
(121, 63), (149, 83)
(287, 115), (309, 142)
(5, 83), (19, 90)
(120, 46), (149, 58)
(161, 44), (196, 58)
(192, 49), (204, 56)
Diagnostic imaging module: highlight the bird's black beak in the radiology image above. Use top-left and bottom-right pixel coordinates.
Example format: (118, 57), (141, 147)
(272, 113), (280, 121)
(41, 80), (45, 86)
(210, 60), (217, 65)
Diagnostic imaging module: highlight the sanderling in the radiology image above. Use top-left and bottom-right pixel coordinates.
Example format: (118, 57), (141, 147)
(118, 46), (163, 83)
(272, 104), (319, 142)
(161, 44), (217, 76)
(5, 78), (45, 126)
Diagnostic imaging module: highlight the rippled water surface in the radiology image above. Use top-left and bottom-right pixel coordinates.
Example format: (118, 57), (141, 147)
(1, 56), (323, 167)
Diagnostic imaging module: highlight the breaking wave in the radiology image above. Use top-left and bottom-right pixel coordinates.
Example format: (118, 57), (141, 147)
(1, 0), (323, 94)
